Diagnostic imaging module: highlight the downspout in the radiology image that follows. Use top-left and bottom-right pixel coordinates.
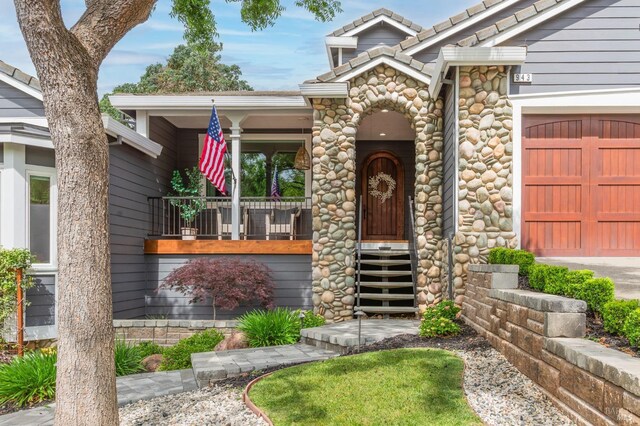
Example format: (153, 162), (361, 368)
(443, 73), (456, 301)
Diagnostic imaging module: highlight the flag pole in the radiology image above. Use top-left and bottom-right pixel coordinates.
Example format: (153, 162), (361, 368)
(211, 99), (237, 197)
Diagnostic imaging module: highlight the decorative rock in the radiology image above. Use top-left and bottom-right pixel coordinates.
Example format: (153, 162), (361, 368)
(214, 331), (248, 352)
(142, 354), (163, 372)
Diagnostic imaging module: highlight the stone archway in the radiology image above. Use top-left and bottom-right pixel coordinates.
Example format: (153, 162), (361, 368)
(310, 64), (445, 322)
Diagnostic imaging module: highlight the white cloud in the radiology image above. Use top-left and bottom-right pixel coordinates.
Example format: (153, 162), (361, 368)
(103, 50), (165, 66)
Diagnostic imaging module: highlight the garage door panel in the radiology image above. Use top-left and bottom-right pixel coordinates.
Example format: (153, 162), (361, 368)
(523, 221), (584, 255)
(523, 115), (640, 256)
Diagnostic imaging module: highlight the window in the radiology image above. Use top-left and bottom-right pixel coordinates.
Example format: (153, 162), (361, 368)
(198, 137), (309, 197)
(29, 175), (51, 264)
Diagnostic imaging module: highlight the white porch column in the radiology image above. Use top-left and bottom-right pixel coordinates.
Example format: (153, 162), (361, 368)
(135, 110), (149, 138)
(0, 143), (27, 249)
(230, 124), (242, 240)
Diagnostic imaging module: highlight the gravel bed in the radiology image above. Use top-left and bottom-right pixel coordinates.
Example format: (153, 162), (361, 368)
(119, 384), (266, 426)
(459, 346), (575, 426)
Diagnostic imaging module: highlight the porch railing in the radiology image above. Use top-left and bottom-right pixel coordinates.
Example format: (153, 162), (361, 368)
(148, 196), (312, 240)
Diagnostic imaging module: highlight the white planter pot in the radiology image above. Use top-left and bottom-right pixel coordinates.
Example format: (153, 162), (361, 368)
(181, 227), (198, 240)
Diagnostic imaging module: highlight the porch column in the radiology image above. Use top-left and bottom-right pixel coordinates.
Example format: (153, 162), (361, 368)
(230, 124), (242, 240)
(0, 143), (27, 249)
(453, 65), (516, 305)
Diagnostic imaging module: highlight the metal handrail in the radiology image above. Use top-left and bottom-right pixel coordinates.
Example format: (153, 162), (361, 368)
(356, 195), (363, 311)
(407, 196), (419, 308)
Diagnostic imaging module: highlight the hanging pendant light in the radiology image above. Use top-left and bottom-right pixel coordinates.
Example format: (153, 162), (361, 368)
(294, 129), (310, 170)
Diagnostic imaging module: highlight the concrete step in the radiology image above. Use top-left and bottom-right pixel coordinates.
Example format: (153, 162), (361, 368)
(359, 293), (415, 301)
(359, 259), (412, 266)
(355, 306), (419, 314)
(300, 319), (421, 353)
(359, 281), (414, 289)
(360, 250), (410, 257)
(360, 270), (413, 277)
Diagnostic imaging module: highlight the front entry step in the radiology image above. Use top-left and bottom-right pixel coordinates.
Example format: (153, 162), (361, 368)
(356, 306), (419, 314)
(356, 243), (416, 318)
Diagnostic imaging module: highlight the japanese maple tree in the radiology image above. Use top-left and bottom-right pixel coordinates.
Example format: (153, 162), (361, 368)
(162, 257), (274, 320)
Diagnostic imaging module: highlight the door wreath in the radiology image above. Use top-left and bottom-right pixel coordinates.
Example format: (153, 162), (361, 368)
(368, 172), (396, 203)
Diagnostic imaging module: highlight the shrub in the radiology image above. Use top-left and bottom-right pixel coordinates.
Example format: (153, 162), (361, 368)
(419, 317), (461, 338)
(602, 299), (640, 335)
(0, 248), (35, 326)
(487, 248), (535, 276)
(299, 310), (326, 329)
(0, 350), (56, 407)
(133, 341), (164, 359)
(528, 264), (568, 294)
(161, 257), (275, 320)
(114, 339), (144, 376)
(423, 300), (460, 321)
(623, 308), (640, 347)
(238, 308), (301, 347)
(159, 329), (224, 371)
(573, 278), (615, 315)
(487, 247), (508, 265)
(564, 270), (595, 298)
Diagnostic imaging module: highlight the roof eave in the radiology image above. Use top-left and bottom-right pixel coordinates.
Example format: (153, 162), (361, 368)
(429, 46), (527, 98)
(102, 114), (163, 158)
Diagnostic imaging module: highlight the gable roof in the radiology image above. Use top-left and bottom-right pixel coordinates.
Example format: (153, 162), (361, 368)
(314, 45), (432, 85)
(456, 0), (582, 47)
(396, 0), (521, 54)
(329, 8), (423, 37)
(0, 60), (42, 100)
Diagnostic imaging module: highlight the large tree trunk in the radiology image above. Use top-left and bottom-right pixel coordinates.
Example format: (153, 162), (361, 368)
(13, 0), (155, 424)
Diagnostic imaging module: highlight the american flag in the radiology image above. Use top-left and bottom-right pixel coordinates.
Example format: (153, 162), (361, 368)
(199, 106), (227, 195)
(271, 164), (281, 200)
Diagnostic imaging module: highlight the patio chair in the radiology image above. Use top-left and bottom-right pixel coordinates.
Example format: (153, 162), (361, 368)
(216, 206), (248, 240)
(265, 207), (301, 240)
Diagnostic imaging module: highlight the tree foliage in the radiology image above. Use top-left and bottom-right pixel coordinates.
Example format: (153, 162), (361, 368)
(100, 42), (253, 120)
(161, 257), (275, 320)
(0, 248), (35, 327)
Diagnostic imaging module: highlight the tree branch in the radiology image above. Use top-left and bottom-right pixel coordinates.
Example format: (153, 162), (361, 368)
(71, 0), (157, 65)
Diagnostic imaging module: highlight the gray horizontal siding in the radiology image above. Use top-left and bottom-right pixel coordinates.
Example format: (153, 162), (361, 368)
(25, 146), (55, 167)
(146, 254), (312, 320)
(442, 82), (456, 239)
(413, 0), (539, 64)
(25, 274), (55, 327)
(0, 81), (45, 117)
(342, 24), (410, 63)
(109, 117), (178, 319)
(506, 0), (640, 94)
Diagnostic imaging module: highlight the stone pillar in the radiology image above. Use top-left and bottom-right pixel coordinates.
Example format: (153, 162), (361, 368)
(311, 98), (357, 322)
(453, 65), (517, 305)
(310, 64), (446, 321)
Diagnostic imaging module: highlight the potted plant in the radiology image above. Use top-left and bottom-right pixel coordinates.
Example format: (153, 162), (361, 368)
(169, 167), (205, 240)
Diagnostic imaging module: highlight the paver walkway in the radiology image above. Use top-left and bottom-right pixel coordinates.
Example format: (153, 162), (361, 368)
(192, 343), (338, 387)
(0, 369), (196, 426)
(301, 318), (421, 351)
(539, 257), (640, 300)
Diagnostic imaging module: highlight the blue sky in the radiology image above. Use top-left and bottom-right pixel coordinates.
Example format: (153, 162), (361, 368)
(1, 0), (478, 95)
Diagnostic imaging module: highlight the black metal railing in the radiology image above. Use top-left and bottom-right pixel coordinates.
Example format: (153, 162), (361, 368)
(407, 196), (419, 308)
(148, 196), (312, 240)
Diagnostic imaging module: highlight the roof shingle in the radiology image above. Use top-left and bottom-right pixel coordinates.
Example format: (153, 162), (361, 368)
(329, 8), (423, 37)
(0, 60), (41, 93)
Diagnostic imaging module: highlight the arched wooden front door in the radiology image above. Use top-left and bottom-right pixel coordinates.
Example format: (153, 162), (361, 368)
(361, 151), (404, 240)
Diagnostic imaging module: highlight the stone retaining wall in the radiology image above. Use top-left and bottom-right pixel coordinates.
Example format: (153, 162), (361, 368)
(463, 264), (640, 426)
(113, 320), (238, 346)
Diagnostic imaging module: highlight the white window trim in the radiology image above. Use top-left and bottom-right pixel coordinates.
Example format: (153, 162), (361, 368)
(25, 165), (57, 271)
(510, 87), (640, 248)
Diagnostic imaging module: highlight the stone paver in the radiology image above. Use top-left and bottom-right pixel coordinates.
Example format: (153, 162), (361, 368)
(539, 257), (640, 300)
(0, 369), (196, 426)
(191, 343), (338, 387)
(301, 318), (421, 350)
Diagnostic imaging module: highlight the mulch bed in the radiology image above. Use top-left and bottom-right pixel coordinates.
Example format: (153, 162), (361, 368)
(518, 275), (638, 357)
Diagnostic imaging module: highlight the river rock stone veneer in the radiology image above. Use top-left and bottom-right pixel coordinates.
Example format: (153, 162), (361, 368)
(453, 65), (517, 305)
(310, 64), (444, 321)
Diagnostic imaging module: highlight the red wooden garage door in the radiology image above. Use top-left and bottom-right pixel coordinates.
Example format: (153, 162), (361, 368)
(522, 115), (640, 256)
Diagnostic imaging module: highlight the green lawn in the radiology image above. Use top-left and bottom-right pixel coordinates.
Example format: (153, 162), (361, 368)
(249, 348), (481, 426)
